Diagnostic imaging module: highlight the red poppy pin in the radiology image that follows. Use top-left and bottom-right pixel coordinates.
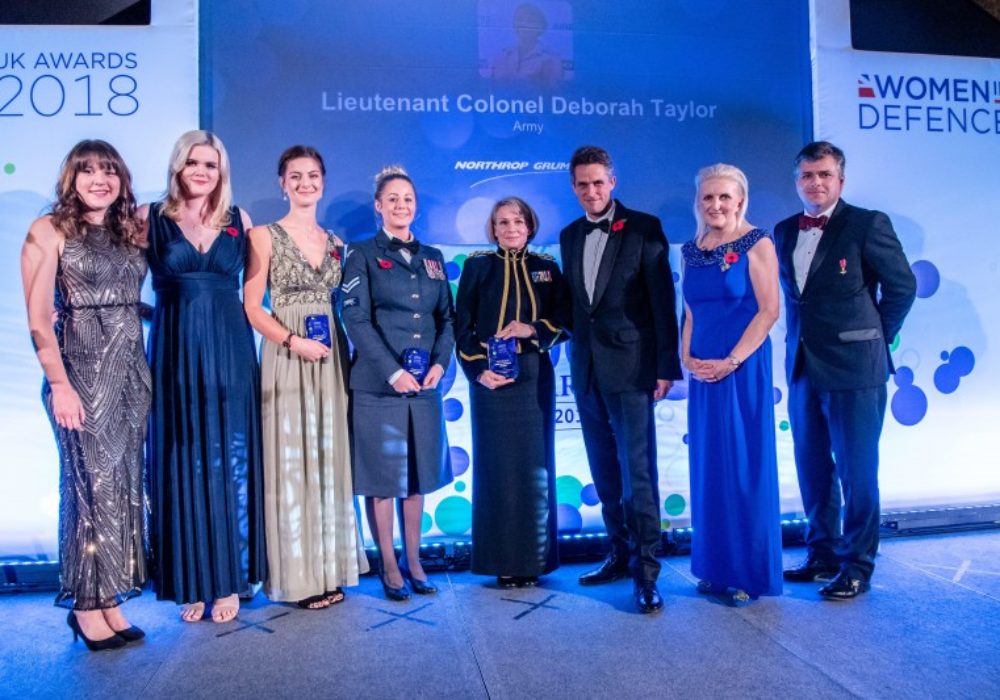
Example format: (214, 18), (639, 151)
(377, 257), (393, 270)
(720, 247), (739, 272)
(225, 226), (239, 237)
(330, 248), (341, 261)
(611, 219), (625, 233)
(839, 258), (847, 275)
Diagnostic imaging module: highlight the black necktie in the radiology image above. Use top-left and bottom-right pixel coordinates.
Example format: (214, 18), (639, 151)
(587, 219), (611, 234)
(388, 236), (420, 254)
(798, 214), (829, 231)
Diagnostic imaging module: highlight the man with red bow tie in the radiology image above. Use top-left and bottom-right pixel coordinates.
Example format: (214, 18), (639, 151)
(775, 141), (916, 600)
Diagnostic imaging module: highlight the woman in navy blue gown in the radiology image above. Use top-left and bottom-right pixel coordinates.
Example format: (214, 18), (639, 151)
(681, 163), (782, 604)
(143, 130), (266, 623)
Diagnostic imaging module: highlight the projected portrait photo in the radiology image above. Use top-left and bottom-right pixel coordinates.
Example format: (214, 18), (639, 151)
(478, 1), (574, 88)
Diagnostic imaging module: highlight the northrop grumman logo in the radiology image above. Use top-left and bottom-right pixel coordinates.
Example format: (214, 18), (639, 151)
(856, 73), (1000, 135)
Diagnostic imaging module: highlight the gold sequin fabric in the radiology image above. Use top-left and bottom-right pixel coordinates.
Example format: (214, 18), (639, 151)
(45, 225), (151, 610)
(267, 223), (341, 307)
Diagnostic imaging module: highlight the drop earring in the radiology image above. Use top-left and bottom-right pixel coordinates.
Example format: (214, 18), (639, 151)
(282, 191), (288, 201)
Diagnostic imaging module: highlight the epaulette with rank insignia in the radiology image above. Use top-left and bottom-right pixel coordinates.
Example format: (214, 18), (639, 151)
(467, 250), (493, 257)
(530, 251), (556, 261)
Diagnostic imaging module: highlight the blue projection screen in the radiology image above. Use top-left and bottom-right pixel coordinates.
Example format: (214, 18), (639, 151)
(203, 0), (813, 538)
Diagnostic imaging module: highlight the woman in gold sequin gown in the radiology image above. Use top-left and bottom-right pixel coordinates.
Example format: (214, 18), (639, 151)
(20, 140), (150, 651)
(244, 146), (368, 609)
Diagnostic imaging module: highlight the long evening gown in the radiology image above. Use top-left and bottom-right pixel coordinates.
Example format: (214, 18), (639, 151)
(146, 203), (266, 604)
(682, 227), (782, 598)
(260, 223), (367, 601)
(46, 224), (150, 610)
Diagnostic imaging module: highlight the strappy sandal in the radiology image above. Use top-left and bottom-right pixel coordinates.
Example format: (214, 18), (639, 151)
(323, 588), (345, 606)
(210, 594), (240, 623)
(297, 593), (331, 610)
(180, 601), (205, 623)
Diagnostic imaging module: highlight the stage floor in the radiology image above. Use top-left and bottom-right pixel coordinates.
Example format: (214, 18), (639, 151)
(2, 529), (999, 699)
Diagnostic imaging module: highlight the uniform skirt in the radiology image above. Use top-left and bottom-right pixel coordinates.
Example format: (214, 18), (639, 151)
(351, 389), (453, 498)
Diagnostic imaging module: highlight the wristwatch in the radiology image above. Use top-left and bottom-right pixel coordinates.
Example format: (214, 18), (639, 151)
(728, 354), (741, 367)
(282, 332), (295, 349)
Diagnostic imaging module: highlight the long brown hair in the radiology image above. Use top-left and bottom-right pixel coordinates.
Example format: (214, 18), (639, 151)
(50, 139), (143, 248)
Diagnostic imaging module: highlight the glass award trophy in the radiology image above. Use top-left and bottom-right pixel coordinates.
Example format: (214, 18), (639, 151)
(488, 336), (519, 379)
(402, 347), (430, 381)
(304, 314), (332, 347)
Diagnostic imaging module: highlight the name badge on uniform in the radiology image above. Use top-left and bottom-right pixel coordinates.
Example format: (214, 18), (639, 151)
(531, 270), (552, 283)
(423, 258), (446, 281)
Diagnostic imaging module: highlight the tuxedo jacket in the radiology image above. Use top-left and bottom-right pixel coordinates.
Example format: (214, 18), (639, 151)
(340, 231), (455, 395)
(775, 199), (916, 391)
(559, 200), (681, 394)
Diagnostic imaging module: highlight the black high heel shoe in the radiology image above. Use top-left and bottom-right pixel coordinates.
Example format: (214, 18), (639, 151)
(380, 576), (411, 601)
(66, 611), (126, 652)
(400, 566), (437, 595)
(113, 625), (146, 642)
(378, 560), (410, 601)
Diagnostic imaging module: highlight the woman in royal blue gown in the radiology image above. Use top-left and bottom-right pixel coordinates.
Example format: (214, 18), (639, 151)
(143, 130), (266, 623)
(681, 163), (782, 604)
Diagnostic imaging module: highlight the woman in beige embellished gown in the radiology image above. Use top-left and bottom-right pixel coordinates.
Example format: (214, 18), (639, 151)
(244, 145), (368, 609)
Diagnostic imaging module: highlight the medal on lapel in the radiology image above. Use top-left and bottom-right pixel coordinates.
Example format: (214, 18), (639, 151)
(423, 258), (446, 281)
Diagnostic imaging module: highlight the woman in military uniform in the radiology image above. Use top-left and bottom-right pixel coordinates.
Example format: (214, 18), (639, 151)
(455, 196), (570, 588)
(341, 166), (455, 601)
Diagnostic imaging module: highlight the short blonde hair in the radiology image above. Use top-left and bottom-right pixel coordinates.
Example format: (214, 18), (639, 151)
(693, 163), (749, 242)
(161, 130), (233, 228)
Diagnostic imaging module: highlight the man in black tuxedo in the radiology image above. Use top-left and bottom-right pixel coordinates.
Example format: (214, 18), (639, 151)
(559, 146), (681, 613)
(775, 141), (916, 599)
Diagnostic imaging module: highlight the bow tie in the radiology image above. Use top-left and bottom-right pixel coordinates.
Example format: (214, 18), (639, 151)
(388, 236), (420, 254)
(586, 219), (612, 234)
(799, 214), (829, 231)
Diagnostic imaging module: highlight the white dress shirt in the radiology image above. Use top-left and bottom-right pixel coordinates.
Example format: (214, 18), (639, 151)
(792, 202), (837, 294)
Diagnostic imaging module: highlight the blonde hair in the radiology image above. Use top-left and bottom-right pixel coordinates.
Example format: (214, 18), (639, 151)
(373, 165), (415, 229)
(161, 130), (233, 228)
(373, 164), (414, 200)
(693, 163), (749, 242)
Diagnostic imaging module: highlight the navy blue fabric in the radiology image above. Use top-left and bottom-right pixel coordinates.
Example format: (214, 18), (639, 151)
(146, 204), (266, 603)
(775, 199), (916, 580)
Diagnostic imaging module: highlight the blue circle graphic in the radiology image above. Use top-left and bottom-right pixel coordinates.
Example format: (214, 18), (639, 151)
(556, 504), (583, 533)
(450, 446), (470, 476)
(891, 385), (927, 426)
(443, 397), (464, 421)
(911, 260), (940, 299)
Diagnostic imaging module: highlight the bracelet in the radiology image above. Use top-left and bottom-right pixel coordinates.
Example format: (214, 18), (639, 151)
(728, 354), (741, 367)
(282, 332), (295, 349)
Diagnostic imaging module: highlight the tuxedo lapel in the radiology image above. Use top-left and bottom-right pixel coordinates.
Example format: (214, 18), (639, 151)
(572, 219), (588, 301)
(589, 216), (624, 310)
(780, 222), (801, 300)
(803, 200), (847, 295)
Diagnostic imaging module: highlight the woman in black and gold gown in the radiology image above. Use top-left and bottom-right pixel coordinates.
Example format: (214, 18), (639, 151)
(455, 196), (569, 587)
(21, 140), (150, 651)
